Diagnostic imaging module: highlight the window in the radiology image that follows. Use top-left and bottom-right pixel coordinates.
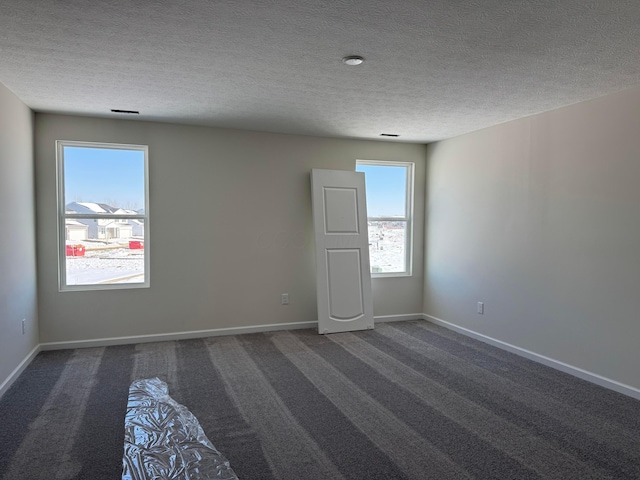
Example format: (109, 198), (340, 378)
(57, 141), (149, 290)
(356, 160), (414, 277)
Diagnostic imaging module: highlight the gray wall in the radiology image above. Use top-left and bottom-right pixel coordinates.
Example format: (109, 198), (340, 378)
(0, 83), (38, 387)
(35, 114), (426, 343)
(426, 86), (640, 390)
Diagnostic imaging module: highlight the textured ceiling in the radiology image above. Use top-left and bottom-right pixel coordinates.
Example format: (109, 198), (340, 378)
(1, 0), (640, 142)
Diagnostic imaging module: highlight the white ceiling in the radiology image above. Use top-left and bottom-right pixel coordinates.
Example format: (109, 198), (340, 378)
(2, 1), (640, 143)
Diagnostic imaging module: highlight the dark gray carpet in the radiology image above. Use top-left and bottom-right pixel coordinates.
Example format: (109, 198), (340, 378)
(1, 320), (640, 479)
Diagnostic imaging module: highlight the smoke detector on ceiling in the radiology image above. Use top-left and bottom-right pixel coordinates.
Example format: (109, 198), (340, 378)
(342, 55), (364, 66)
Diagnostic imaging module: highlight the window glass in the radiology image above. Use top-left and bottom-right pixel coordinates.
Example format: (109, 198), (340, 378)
(355, 164), (406, 217)
(58, 142), (149, 290)
(356, 161), (413, 276)
(64, 146), (145, 212)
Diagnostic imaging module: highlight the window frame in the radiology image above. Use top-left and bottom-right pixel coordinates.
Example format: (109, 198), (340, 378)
(56, 140), (150, 291)
(356, 159), (414, 278)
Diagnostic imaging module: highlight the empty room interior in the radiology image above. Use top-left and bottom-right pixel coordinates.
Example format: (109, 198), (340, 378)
(2, 1), (640, 479)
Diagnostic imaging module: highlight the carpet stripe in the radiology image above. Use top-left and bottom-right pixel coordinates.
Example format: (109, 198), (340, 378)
(415, 321), (640, 431)
(175, 338), (275, 480)
(0, 350), (74, 478)
(269, 330), (473, 480)
(241, 332), (413, 480)
(294, 329), (546, 480)
(132, 340), (179, 388)
(328, 331), (614, 480)
(2, 348), (104, 480)
(374, 323), (640, 478)
(205, 335), (346, 480)
(72, 344), (137, 479)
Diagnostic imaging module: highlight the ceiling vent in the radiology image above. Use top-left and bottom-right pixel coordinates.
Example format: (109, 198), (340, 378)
(110, 109), (140, 114)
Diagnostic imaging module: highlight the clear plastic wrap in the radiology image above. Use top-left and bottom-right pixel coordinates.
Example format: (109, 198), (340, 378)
(122, 378), (238, 480)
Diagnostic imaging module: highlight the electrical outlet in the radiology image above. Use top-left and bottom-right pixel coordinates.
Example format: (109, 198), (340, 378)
(281, 293), (289, 305)
(22, 318), (26, 335)
(477, 302), (484, 315)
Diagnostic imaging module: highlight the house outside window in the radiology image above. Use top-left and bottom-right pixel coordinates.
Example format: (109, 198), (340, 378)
(356, 160), (414, 277)
(57, 141), (149, 290)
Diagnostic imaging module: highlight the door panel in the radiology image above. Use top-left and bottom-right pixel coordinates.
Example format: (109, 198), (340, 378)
(323, 187), (359, 234)
(326, 249), (364, 321)
(311, 169), (373, 334)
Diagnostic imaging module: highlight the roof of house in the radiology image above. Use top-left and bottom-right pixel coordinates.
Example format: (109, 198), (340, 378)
(67, 202), (121, 214)
(65, 219), (88, 227)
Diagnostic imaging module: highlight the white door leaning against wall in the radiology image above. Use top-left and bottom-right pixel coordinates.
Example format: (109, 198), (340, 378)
(311, 169), (374, 334)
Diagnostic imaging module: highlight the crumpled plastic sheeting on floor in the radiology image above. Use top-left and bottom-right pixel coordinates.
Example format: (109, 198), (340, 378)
(122, 378), (238, 480)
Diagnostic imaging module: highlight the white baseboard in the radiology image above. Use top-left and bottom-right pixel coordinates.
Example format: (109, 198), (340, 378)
(375, 313), (423, 323)
(9, 314), (639, 401)
(0, 344), (41, 399)
(39, 314), (424, 351)
(39, 321), (318, 350)
(424, 314), (640, 401)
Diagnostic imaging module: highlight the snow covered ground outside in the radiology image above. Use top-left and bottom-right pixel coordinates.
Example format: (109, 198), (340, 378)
(367, 222), (406, 273)
(66, 241), (144, 285)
